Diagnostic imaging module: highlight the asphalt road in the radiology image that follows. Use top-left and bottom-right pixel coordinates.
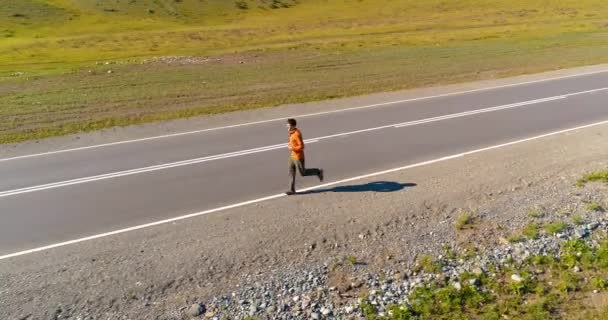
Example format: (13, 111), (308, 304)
(1, 70), (608, 256)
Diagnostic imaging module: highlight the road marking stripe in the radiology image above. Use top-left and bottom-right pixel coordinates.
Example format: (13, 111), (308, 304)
(1, 69), (607, 163)
(0, 88), (587, 198)
(0, 140), (313, 197)
(2, 119), (608, 260)
(394, 96), (565, 128)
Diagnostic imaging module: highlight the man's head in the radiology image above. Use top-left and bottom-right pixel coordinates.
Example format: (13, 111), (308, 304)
(287, 118), (297, 130)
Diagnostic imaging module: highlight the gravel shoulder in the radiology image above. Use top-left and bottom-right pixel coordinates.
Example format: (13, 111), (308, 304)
(2, 121), (608, 319)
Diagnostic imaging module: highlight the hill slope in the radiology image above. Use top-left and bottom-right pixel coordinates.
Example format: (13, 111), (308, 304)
(2, 0), (607, 66)
(1, 0), (299, 34)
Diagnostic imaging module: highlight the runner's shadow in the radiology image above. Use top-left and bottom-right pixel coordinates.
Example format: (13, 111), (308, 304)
(301, 181), (416, 194)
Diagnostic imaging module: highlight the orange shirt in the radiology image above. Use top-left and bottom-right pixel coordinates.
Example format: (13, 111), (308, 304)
(289, 128), (305, 160)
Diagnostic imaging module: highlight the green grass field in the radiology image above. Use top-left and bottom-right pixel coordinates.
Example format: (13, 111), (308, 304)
(1, 0), (608, 143)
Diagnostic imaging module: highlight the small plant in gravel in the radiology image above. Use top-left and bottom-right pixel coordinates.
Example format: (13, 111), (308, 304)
(598, 240), (608, 268)
(441, 244), (457, 260)
(577, 169), (608, 187)
(523, 223), (540, 239)
(460, 244), (478, 260)
(509, 274), (531, 296)
(415, 254), (440, 274)
(508, 234), (525, 243)
(385, 305), (414, 318)
(528, 207), (542, 218)
(361, 301), (380, 319)
(347, 255), (358, 265)
(455, 211), (475, 230)
(572, 214), (585, 225)
(560, 240), (594, 269)
(592, 277), (608, 290)
(587, 202), (604, 212)
(544, 222), (567, 235)
(529, 254), (556, 266)
(555, 270), (580, 293)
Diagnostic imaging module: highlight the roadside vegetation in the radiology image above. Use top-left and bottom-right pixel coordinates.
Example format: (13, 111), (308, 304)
(577, 169), (608, 187)
(364, 238), (608, 319)
(371, 171), (608, 320)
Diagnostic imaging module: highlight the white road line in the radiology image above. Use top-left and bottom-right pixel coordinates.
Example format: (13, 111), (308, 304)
(2, 118), (608, 261)
(1, 69), (607, 163)
(394, 96), (565, 128)
(564, 87), (608, 97)
(0, 140), (312, 198)
(0, 88), (584, 198)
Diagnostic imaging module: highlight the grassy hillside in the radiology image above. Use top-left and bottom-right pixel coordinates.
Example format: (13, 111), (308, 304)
(3, 0), (607, 72)
(1, 0), (608, 143)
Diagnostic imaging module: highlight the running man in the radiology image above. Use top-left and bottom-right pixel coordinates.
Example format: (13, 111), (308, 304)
(286, 118), (324, 195)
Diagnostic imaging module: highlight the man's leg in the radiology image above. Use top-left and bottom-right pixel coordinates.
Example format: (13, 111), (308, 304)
(296, 159), (324, 182)
(288, 158), (297, 194)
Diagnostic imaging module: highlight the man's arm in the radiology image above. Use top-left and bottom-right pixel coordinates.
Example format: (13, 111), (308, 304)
(291, 133), (303, 152)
